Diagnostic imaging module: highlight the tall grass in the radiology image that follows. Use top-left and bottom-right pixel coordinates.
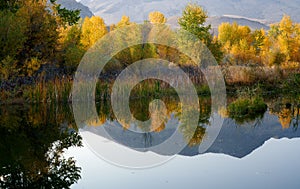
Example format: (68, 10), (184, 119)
(2, 64), (300, 105)
(23, 77), (72, 103)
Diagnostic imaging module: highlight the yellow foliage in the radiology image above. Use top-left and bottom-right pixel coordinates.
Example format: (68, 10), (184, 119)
(218, 22), (258, 64)
(86, 116), (106, 127)
(218, 106), (229, 118)
(148, 11), (167, 24)
(266, 15), (300, 64)
(218, 22), (251, 46)
(116, 15), (131, 28)
(81, 16), (107, 49)
(24, 58), (44, 77)
(280, 61), (300, 69)
(110, 24), (116, 31)
(57, 26), (70, 47)
(188, 126), (206, 147)
(278, 108), (292, 129)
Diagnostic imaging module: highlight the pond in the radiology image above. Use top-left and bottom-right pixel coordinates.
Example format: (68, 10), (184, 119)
(0, 97), (300, 189)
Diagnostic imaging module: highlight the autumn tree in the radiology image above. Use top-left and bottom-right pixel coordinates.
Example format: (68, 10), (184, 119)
(218, 22), (252, 50)
(81, 16), (108, 49)
(0, 0), (82, 79)
(218, 22), (262, 65)
(277, 15), (300, 63)
(0, 1), (59, 77)
(148, 11), (167, 24)
(113, 15), (155, 67)
(252, 29), (266, 54)
(260, 15), (300, 66)
(116, 15), (131, 28)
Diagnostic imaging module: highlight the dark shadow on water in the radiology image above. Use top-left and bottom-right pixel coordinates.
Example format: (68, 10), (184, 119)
(0, 104), (82, 188)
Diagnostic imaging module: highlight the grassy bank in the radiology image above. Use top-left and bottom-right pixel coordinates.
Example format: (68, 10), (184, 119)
(1, 65), (300, 104)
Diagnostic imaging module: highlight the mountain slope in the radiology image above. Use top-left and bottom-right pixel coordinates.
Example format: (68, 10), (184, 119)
(207, 16), (270, 35)
(79, 0), (300, 25)
(167, 15), (269, 34)
(82, 112), (300, 158)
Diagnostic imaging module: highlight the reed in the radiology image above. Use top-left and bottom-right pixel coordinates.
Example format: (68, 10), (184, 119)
(23, 77), (72, 103)
(2, 65), (300, 105)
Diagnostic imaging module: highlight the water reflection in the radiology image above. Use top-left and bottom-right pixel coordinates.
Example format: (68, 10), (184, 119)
(82, 97), (300, 158)
(269, 102), (300, 130)
(1, 97), (300, 187)
(0, 105), (82, 188)
(85, 97), (211, 148)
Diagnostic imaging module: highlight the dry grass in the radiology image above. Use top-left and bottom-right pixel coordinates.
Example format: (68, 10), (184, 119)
(223, 66), (284, 85)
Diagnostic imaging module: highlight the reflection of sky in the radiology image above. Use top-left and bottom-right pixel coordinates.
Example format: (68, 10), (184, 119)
(67, 137), (300, 189)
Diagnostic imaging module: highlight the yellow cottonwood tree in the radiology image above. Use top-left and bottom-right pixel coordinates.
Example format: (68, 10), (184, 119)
(148, 11), (167, 24)
(278, 15), (293, 61)
(218, 22), (261, 65)
(259, 15), (300, 66)
(116, 15), (131, 28)
(81, 16), (108, 49)
(277, 15), (300, 63)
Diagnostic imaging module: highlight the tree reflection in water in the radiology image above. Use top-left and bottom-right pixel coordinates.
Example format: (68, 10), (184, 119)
(270, 102), (300, 130)
(86, 96), (212, 148)
(0, 104), (82, 188)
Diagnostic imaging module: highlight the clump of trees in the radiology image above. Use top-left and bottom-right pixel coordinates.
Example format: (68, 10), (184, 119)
(218, 15), (300, 67)
(1, 1), (300, 90)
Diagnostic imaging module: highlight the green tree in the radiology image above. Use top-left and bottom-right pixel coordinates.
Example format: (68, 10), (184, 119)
(178, 3), (211, 43)
(178, 3), (223, 63)
(0, 105), (83, 188)
(0, 10), (27, 61)
(49, 0), (81, 26)
(59, 25), (85, 73)
(0, 0), (20, 12)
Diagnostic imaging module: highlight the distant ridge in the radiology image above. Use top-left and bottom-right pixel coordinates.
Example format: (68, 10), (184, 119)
(78, 0), (300, 25)
(207, 16), (270, 35)
(167, 15), (269, 34)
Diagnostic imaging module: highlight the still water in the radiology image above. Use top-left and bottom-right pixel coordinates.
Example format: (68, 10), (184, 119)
(0, 97), (300, 188)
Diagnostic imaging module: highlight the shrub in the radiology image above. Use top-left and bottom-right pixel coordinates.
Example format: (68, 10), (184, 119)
(228, 97), (267, 123)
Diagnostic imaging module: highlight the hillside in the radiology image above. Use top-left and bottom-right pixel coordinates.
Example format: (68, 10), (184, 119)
(206, 16), (270, 35)
(78, 0), (300, 25)
(167, 15), (269, 34)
